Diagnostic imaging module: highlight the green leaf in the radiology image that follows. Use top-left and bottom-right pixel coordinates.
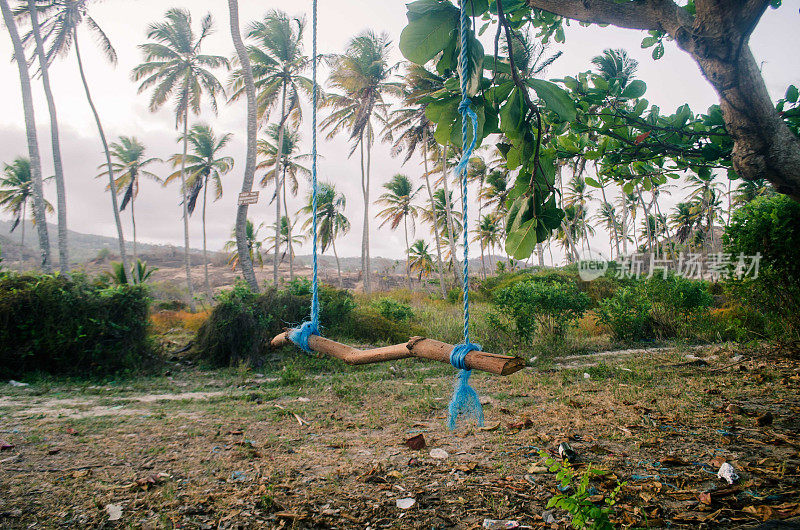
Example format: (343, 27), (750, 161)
(640, 36), (658, 48)
(787, 85), (799, 103)
(399, 3), (458, 65)
(621, 80), (647, 99)
(506, 218), (540, 260)
(464, 0), (489, 16)
(652, 42), (664, 60)
(584, 177), (601, 188)
(527, 79), (577, 122)
(500, 87), (524, 135)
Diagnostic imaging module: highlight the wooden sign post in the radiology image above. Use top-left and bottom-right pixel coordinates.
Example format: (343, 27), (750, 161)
(238, 191), (259, 205)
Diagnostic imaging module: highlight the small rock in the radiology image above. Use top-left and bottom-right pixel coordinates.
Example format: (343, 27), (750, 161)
(558, 442), (577, 462)
(405, 434), (426, 450)
(482, 519), (520, 529)
(583, 372), (590, 380)
(429, 448), (449, 460)
(106, 503), (123, 521)
(724, 404), (742, 414)
(396, 497), (415, 510)
(0, 440), (15, 451)
(717, 462), (739, 484)
(756, 412), (773, 426)
(542, 510), (556, 524)
(8, 380), (29, 387)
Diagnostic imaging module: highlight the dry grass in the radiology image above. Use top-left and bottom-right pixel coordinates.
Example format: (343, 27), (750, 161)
(1, 343), (798, 528)
(150, 310), (211, 334)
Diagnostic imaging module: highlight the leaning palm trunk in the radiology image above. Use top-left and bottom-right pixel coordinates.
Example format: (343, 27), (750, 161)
(130, 194), (137, 263)
(636, 185), (653, 255)
(332, 239), (343, 288)
(28, 0), (67, 273)
(403, 215), (411, 290)
(2, 0), (51, 271)
(73, 29), (128, 279)
(363, 125), (373, 293)
(422, 138), (446, 298)
(281, 165), (294, 281)
(439, 145), (462, 284)
(272, 84), (287, 286)
(20, 202), (26, 264)
(598, 179), (620, 258)
(179, 109), (196, 310)
(229, 0), (260, 292)
(202, 175), (212, 296)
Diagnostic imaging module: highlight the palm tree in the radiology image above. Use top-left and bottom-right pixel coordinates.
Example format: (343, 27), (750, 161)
(422, 189), (463, 263)
(594, 201), (621, 259)
(166, 125), (233, 295)
(20, 0), (67, 272)
(467, 155), (490, 277)
(224, 219), (264, 270)
(472, 213), (503, 274)
(671, 202), (698, 249)
(321, 30), (399, 293)
(591, 48), (639, 91)
(732, 178), (773, 207)
(385, 63), (447, 297)
(96, 137), (160, 266)
(256, 124), (310, 282)
(264, 215), (304, 266)
(28, 0), (127, 275)
(227, 0), (259, 292)
(133, 8), (229, 310)
(376, 174), (421, 290)
(0, 157), (53, 263)
(231, 9), (311, 286)
(1, 0), (50, 271)
(300, 181), (350, 287)
(408, 240), (434, 283)
(685, 171), (723, 252)
(564, 174), (594, 251)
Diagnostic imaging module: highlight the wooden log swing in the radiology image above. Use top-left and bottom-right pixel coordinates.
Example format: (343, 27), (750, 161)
(270, 332), (526, 376)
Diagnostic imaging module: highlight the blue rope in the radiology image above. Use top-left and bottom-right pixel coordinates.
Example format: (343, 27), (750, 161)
(289, 0), (320, 353)
(447, 0), (483, 430)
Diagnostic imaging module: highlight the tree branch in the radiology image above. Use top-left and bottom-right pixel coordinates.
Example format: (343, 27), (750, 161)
(526, 0), (691, 34)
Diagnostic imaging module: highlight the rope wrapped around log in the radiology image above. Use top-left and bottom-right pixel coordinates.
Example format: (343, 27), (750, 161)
(269, 332), (525, 376)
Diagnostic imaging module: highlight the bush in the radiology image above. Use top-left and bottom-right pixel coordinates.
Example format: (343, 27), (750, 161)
(643, 274), (713, 338)
(193, 281), (362, 367)
(371, 297), (414, 322)
(491, 280), (590, 340)
(333, 306), (421, 345)
(0, 273), (151, 377)
(596, 287), (653, 341)
(150, 310), (210, 334)
(724, 194), (800, 342)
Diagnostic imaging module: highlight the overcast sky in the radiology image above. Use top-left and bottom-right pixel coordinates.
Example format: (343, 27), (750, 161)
(1, 1), (798, 263)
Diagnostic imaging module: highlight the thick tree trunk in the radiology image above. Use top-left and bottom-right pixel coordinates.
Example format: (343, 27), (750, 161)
(422, 137), (447, 298)
(179, 111), (196, 311)
(2, 0), (51, 272)
(228, 0), (260, 292)
(526, 0), (800, 199)
(74, 31), (128, 279)
(28, 0), (67, 273)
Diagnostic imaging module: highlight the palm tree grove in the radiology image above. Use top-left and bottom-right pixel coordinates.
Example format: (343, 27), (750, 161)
(1, 1), (798, 527)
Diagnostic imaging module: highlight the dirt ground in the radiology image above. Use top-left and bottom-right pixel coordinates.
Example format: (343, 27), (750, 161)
(1, 344), (799, 529)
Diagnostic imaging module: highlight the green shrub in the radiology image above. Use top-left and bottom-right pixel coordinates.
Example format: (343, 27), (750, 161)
(193, 281), (356, 367)
(371, 297), (414, 322)
(596, 287), (653, 341)
(643, 274), (713, 338)
(723, 194), (800, 342)
(491, 280), (590, 340)
(333, 306), (421, 345)
(0, 273), (151, 377)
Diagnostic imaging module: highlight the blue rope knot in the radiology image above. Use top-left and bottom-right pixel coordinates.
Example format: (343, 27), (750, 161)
(289, 320), (319, 353)
(455, 97), (478, 178)
(448, 342), (485, 430)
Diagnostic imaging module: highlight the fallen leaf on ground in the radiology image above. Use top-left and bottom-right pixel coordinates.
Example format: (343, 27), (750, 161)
(478, 422), (500, 432)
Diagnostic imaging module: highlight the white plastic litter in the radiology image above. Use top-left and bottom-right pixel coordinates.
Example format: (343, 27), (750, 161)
(396, 498), (415, 510)
(429, 448), (449, 459)
(717, 462), (739, 484)
(8, 380), (29, 387)
(105, 504), (123, 521)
